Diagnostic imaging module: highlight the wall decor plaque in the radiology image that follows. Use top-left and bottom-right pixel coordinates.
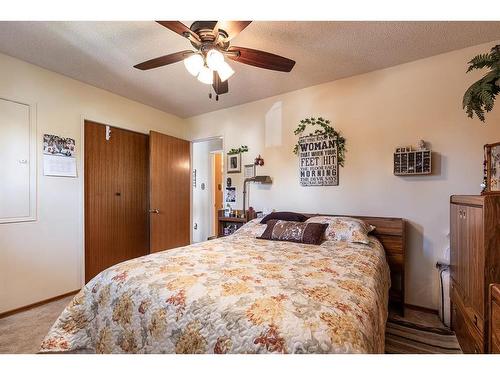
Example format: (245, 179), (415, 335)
(298, 134), (338, 186)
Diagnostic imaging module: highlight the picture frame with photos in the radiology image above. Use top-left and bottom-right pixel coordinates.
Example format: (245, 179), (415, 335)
(244, 164), (256, 178)
(227, 153), (241, 173)
(483, 142), (500, 194)
(225, 186), (236, 202)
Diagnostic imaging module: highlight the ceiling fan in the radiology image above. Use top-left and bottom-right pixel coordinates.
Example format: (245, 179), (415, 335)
(134, 21), (296, 100)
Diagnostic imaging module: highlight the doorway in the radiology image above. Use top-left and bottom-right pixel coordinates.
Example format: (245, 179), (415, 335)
(211, 151), (224, 236)
(192, 137), (223, 243)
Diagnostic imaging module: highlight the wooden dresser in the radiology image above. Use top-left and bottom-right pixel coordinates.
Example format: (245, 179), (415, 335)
(490, 284), (500, 353)
(450, 195), (500, 353)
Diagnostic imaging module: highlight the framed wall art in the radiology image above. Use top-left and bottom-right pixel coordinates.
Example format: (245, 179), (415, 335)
(298, 134), (339, 186)
(244, 164), (255, 178)
(225, 186), (236, 202)
(292, 116), (346, 187)
(482, 142), (500, 194)
(227, 153), (241, 173)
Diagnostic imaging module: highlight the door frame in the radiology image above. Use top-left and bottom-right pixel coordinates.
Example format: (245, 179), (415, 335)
(210, 149), (224, 237)
(79, 115), (150, 287)
(191, 136), (224, 243)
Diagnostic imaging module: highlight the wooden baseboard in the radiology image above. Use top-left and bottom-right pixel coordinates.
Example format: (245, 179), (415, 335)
(405, 303), (439, 315)
(0, 289), (80, 319)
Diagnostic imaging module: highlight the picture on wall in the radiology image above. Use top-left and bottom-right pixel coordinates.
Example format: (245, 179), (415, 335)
(298, 133), (339, 186)
(225, 186), (236, 202)
(43, 134), (75, 156)
(244, 164), (256, 178)
(42, 133), (77, 177)
(227, 153), (241, 173)
(484, 142), (500, 194)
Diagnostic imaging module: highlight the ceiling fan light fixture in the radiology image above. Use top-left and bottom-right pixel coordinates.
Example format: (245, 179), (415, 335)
(217, 61), (235, 82)
(183, 53), (204, 76)
(206, 49), (225, 71)
(197, 65), (214, 85)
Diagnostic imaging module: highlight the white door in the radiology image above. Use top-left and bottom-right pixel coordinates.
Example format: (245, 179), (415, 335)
(0, 98), (32, 220)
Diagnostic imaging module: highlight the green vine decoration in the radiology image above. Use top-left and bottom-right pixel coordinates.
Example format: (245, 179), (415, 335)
(292, 117), (346, 167)
(227, 145), (248, 155)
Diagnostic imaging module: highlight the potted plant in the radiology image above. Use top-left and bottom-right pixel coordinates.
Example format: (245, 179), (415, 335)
(463, 44), (500, 122)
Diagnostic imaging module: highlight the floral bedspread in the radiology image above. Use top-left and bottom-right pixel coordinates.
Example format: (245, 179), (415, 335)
(40, 220), (390, 354)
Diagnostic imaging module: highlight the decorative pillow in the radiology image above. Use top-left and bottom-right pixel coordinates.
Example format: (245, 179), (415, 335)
(305, 216), (375, 244)
(260, 211), (308, 224)
(258, 220), (328, 245)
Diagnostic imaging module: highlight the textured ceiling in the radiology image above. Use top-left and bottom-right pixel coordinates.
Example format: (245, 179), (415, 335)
(0, 21), (500, 118)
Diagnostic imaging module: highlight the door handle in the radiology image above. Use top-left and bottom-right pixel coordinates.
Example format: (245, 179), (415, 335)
(149, 209), (160, 214)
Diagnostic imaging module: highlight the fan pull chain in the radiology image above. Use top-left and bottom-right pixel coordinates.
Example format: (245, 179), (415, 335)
(208, 88), (219, 101)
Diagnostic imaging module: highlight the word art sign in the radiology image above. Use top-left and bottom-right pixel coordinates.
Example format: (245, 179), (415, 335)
(298, 134), (338, 186)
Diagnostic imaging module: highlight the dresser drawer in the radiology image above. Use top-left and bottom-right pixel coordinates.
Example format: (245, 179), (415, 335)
(452, 302), (484, 353)
(491, 285), (500, 354)
(492, 300), (500, 353)
(450, 281), (484, 334)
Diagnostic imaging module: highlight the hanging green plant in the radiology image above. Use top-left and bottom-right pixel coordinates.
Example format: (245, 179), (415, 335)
(462, 44), (500, 122)
(292, 117), (346, 167)
(227, 145), (249, 155)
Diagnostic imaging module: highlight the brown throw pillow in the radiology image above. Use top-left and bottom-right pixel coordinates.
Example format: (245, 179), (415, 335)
(258, 220), (328, 245)
(260, 211), (308, 224)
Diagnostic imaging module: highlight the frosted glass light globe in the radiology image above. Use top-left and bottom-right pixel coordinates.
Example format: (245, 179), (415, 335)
(197, 66), (214, 84)
(183, 54), (204, 76)
(217, 61), (235, 82)
(206, 49), (225, 71)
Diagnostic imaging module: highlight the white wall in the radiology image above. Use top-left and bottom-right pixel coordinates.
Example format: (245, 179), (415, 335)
(2, 40), (500, 313)
(0, 52), (188, 314)
(192, 138), (223, 243)
(186, 41), (500, 310)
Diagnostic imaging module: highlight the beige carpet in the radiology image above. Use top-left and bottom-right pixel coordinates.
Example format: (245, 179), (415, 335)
(0, 295), (74, 354)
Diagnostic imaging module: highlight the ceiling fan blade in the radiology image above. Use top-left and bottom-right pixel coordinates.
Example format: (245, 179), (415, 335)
(156, 21), (201, 44)
(212, 71), (229, 95)
(227, 46), (295, 72)
(214, 21), (252, 41)
(134, 50), (193, 70)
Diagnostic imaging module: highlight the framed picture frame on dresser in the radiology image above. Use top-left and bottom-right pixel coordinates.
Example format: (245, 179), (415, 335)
(483, 142), (500, 195)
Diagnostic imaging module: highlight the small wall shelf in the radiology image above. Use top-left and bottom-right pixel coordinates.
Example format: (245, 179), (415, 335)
(394, 149), (432, 176)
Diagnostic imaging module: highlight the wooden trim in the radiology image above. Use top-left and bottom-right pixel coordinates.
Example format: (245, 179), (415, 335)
(405, 303), (439, 315)
(0, 289), (79, 319)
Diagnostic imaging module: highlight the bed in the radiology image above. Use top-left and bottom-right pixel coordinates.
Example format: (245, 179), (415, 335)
(40, 214), (405, 354)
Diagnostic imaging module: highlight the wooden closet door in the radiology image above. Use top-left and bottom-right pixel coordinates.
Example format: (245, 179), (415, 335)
(85, 121), (149, 282)
(149, 131), (190, 252)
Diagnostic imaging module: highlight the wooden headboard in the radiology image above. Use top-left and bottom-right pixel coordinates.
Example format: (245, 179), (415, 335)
(304, 214), (406, 314)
